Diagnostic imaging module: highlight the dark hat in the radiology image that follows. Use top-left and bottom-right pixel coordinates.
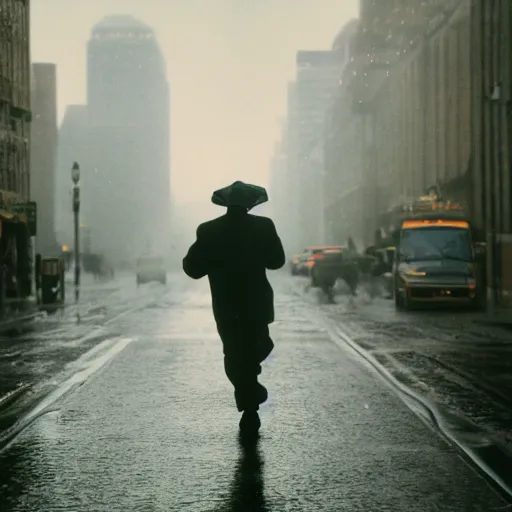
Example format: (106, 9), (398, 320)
(211, 181), (268, 210)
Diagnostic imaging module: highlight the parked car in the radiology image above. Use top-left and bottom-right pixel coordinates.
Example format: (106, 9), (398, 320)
(136, 257), (166, 285)
(311, 247), (358, 295)
(297, 245), (344, 277)
(290, 254), (301, 275)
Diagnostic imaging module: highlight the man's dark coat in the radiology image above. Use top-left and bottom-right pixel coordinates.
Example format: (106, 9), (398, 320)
(183, 208), (286, 326)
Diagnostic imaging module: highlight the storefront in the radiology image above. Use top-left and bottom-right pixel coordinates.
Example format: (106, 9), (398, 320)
(0, 209), (31, 300)
(0, 192), (36, 306)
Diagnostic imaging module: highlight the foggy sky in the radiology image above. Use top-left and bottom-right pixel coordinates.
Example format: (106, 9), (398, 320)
(31, 0), (358, 205)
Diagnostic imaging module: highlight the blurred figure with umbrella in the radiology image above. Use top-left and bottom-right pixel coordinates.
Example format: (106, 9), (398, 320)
(183, 181), (286, 435)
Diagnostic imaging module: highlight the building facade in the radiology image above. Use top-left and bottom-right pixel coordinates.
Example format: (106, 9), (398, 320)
(338, 0), (472, 247)
(328, 0), (511, 308)
(470, 0), (511, 307)
(291, 50), (341, 251)
(323, 19), (363, 248)
(0, 0), (32, 299)
(269, 138), (289, 250)
(283, 81), (299, 253)
(0, 0), (30, 198)
(31, 62), (58, 255)
(83, 15), (171, 264)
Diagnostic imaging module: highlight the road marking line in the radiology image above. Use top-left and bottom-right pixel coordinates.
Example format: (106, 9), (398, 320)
(0, 384), (32, 411)
(0, 337), (134, 453)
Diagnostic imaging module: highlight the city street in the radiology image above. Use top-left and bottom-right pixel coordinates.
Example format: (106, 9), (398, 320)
(289, 276), (512, 446)
(0, 273), (182, 436)
(0, 0), (508, 509)
(0, 272), (510, 511)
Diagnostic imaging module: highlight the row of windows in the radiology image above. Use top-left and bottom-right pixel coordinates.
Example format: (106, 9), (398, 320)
(0, 139), (29, 195)
(0, 0), (30, 111)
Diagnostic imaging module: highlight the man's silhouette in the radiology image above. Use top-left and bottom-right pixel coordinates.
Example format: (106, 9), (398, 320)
(183, 181), (285, 433)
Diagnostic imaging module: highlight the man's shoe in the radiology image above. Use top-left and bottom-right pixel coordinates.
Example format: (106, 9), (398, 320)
(234, 384), (267, 412)
(239, 410), (261, 434)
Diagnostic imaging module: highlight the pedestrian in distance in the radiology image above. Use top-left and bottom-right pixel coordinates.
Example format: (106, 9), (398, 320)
(183, 181), (286, 436)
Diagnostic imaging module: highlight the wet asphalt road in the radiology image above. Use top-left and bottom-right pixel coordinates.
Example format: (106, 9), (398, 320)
(0, 274), (179, 433)
(0, 274), (508, 511)
(288, 277), (512, 450)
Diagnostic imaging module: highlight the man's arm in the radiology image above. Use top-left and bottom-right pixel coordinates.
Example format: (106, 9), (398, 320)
(265, 218), (286, 270)
(183, 225), (209, 279)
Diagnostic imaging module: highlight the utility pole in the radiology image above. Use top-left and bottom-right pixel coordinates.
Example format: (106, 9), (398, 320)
(71, 162), (80, 302)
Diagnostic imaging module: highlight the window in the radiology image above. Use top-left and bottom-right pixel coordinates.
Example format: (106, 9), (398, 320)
(400, 227), (472, 262)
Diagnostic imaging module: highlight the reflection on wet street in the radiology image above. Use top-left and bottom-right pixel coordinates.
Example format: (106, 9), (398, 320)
(0, 274), (509, 510)
(294, 276), (512, 447)
(216, 435), (268, 512)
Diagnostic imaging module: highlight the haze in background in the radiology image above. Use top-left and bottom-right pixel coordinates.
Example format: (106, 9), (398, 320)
(32, 1), (357, 209)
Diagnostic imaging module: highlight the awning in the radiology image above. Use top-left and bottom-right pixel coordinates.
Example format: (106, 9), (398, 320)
(0, 209), (28, 223)
(0, 210), (16, 221)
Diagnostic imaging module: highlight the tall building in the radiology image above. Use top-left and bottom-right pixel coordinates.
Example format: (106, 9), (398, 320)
(83, 15), (171, 263)
(55, 104), (89, 248)
(31, 63), (58, 255)
(269, 139), (287, 239)
(0, 0), (32, 298)
(280, 82), (299, 253)
(292, 50), (340, 250)
(323, 20), (363, 247)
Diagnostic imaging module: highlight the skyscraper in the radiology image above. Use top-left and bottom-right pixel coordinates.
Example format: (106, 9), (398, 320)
(31, 63), (58, 255)
(84, 15), (171, 263)
(293, 51), (340, 250)
(55, 104), (89, 248)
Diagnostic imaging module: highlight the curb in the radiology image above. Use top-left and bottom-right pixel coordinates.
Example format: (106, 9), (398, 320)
(305, 308), (512, 503)
(0, 383), (32, 411)
(0, 336), (133, 453)
(473, 319), (512, 330)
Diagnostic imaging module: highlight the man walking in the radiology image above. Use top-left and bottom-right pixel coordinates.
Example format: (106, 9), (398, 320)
(183, 181), (285, 434)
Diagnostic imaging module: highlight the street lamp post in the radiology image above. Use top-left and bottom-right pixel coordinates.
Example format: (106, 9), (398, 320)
(71, 162), (81, 302)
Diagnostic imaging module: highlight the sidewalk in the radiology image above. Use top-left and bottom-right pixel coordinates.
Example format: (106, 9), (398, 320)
(0, 270), (175, 437)
(0, 274), (127, 433)
(0, 298), (41, 333)
(0, 274), (120, 333)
